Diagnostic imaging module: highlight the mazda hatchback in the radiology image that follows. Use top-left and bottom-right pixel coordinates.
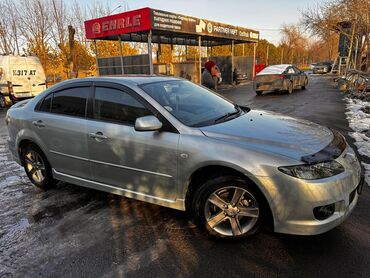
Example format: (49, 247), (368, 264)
(6, 76), (363, 239)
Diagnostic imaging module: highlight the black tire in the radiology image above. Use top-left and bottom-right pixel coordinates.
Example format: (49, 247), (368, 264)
(192, 176), (264, 239)
(0, 94), (5, 109)
(302, 78), (308, 90)
(255, 90), (263, 96)
(287, 81), (293, 94)
(22, 143), (56, 190)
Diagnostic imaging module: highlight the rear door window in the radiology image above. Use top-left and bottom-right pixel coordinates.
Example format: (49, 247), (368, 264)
(51, 87), (89, 117)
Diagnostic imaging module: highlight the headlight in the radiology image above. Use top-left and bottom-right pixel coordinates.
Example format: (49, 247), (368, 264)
(278, 161), (344, 180)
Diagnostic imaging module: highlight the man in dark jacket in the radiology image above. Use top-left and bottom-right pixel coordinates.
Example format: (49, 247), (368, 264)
(202, 60), (221, 90)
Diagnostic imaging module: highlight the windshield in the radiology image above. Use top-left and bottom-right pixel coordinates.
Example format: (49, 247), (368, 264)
(140, 80), (244, 127)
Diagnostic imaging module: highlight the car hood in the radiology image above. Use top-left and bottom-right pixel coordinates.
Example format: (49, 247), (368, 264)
(200, 110), (333, 161)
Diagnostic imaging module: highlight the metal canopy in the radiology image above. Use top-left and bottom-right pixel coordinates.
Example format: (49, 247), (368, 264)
(92, 32), (249, 46)
(84, 7), (259, 82)
(84, 7), (259, 45)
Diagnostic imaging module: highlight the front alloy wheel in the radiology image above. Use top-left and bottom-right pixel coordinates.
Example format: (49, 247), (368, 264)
(192, 176), (263, 239)
(205, 186), (259, 237)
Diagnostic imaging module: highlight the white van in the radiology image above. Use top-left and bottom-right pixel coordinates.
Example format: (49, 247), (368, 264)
(0, 55), (46, 106)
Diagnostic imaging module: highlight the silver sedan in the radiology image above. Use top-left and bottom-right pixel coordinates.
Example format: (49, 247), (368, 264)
(6, 77), (363, 239)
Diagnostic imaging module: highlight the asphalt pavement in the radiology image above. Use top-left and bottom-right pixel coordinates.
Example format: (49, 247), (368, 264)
(0, 75), (369, 278)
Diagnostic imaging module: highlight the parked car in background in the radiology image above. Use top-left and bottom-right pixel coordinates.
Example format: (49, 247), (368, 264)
(253, 64), (308, 95)
(312, 61), (333, 74)
(0, 55), (46, 106)
(309, 63), (317, 70)
(6, 76), (362, 239)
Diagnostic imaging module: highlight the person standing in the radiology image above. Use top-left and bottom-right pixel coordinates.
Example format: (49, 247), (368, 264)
(233, 67), (239, 86)
(202, 60), (221, 90)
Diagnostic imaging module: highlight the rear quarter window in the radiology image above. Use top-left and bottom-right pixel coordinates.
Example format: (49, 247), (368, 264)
(38, 94), (52, 112)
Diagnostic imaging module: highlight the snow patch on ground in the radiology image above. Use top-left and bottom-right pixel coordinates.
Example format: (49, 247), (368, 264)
(345, 98), (370, 186)
(0, 175), (22, 186)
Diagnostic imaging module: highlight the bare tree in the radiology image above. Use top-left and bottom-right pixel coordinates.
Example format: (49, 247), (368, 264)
(280, 24), (307, 64)
(0, 0), (21, 55)
(301, 0), (370, 71)
(17, 0), (53, 53)
(50, 0), (71, 76)
(51, 0), (68, 47)
(87, 0), (113, 18)
(71, 0), (88, 45)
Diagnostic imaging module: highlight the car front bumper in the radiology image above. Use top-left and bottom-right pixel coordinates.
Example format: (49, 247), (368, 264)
(257, 146), (362, 235)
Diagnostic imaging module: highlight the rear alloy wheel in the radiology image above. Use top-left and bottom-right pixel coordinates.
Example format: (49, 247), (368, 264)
(0, 94), (5, 108)
(302, 78), (308, 90)
(192, 176), (263, 239)
(23, 144), (56, 190)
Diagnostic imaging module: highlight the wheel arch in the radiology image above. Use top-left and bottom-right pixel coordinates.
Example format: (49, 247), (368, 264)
(184, 164), (274, 230)
(17, 137), (49, 167)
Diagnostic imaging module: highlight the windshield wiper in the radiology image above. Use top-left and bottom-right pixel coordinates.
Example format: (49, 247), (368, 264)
(214, 105), (241, 124)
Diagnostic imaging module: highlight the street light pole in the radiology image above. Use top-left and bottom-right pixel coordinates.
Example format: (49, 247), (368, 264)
(148, 30), (154, 75)
(198, 36), (202, 84)
(253, 43), (257, 78)
(118, 36), (124, 75)
(93, 39), (99, 76)
(231, 40), (234, 83)
(110, 5), (122, 15)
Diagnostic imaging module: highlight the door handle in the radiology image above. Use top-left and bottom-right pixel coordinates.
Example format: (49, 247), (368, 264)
(32, 120), (45, 128)
(89, 132), (108, 140)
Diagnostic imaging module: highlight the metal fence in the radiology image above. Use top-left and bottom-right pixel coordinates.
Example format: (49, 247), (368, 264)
(97, 54), (254, 84)
(97, 54), (151, 76)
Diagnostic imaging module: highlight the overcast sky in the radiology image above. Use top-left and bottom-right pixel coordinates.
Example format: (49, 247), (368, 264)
(82, 0), (323, 44)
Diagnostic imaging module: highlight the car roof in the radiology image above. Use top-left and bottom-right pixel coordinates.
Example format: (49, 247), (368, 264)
(257, 64), (292, 75)
(52, 75), (183, 87)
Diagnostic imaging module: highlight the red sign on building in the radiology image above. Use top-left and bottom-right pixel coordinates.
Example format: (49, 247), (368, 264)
(84, 7), (259, 42)
(84, 8), (152, 39)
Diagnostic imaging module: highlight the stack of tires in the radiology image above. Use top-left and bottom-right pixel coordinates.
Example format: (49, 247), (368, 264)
(0, 93), (6, 109)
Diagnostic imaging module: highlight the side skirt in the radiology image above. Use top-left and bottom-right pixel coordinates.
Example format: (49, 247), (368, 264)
(52, 169), (186, 211)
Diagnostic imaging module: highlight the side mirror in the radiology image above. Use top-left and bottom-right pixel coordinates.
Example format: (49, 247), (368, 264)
(135, 115), (163, 131)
